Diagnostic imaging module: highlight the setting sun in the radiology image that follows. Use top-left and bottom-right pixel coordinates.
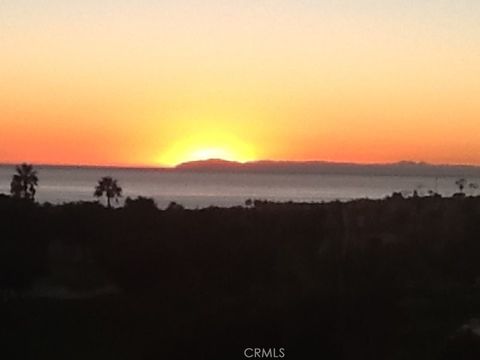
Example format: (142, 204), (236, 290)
(189, 148), (236, 162)
(157, 131), (257, 167)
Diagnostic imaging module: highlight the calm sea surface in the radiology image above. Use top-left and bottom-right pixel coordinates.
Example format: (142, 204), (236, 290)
(0, 166), (475, 208)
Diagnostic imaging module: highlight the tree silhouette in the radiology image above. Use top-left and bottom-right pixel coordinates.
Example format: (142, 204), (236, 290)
(94, 177), (122, 208)
(455, 178), (467, 193)
(10, 163), (39, 201)
(469, 182), (479, 195)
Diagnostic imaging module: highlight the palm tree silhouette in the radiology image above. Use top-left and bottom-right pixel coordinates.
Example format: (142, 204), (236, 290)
(455, 178), (467, 193)
(94, 176), (122, 208)
(10, 163), (39, 201)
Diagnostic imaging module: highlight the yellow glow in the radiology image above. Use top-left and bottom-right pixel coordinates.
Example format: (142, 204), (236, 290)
(190, 148), (234, 161)
(2, 2), (480, 166)
(157, 131), (257, 166)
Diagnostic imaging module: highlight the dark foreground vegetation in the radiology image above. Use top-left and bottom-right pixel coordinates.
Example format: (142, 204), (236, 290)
(2, 194), (480, 359)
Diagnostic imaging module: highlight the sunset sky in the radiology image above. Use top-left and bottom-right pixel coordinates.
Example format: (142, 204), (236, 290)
(1, 1), (479, 167)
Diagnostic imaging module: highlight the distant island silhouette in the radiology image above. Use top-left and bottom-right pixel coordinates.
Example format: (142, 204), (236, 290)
(175, 159), (480, 177)
(2, 159), (480, 177)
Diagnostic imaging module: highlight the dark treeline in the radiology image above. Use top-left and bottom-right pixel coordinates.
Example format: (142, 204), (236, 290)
(2, 194), (480, 359)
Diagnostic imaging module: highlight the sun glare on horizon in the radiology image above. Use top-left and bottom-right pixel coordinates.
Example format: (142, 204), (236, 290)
(157, 132), (257, 167)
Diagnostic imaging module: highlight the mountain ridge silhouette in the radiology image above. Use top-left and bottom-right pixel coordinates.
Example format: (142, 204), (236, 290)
(175, 158), (480, 176)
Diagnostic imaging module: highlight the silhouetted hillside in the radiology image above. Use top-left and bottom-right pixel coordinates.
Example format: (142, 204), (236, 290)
(1, 194), (480, 359)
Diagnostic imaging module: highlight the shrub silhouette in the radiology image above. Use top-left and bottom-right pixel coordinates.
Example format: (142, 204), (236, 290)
(124, 196), (157, 211)
(166, 201), (184, 211)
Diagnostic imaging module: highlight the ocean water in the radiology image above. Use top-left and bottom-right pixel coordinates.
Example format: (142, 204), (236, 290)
(0, 165), (476, 209)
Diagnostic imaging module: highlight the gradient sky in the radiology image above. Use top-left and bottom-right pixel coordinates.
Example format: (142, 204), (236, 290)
(1, 0), (479, 166)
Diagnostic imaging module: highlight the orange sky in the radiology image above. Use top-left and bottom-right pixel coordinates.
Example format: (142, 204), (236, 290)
(1, 1), (480, 167)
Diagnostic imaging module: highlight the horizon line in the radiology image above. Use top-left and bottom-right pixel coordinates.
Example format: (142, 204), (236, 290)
(1, 158), (480, 170)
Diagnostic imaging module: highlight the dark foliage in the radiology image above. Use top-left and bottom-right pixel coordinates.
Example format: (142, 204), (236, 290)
(1, 195), (480, 359)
